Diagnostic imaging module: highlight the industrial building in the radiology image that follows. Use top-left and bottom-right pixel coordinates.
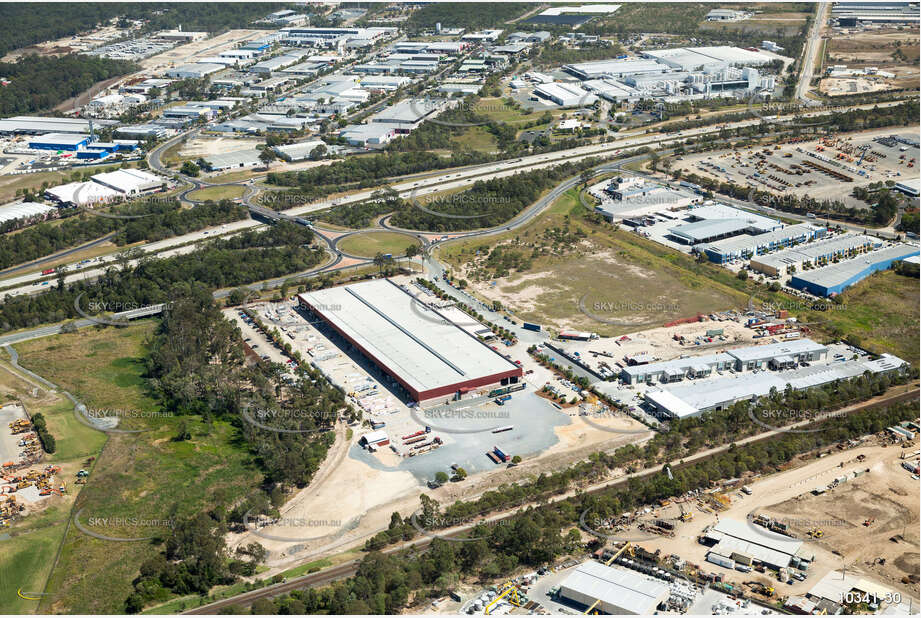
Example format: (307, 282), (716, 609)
(339, 123), (397, 146)
(645, 353), (906, 418)
(0, 201), (56, 226)
(593, 177), (696, 222)
(789, 244), (921, 297)
(272, 140), (328, 161)
(701, 223), (827, 264)
(0, 116), (117, 136)
(90, 169), (163, 195)
(533, 82), (597, 107)
(667, 203), (781, 245)
(297, 280), (522, 402)
(622, 339), (829, 385)
(564, 58), (666, 80)
(44, 181), (121, 207)
(642, 46), (775, 72)
(701, 519), (812, 571)
(203, 149), (263, 171)
(28, 133), (91, 151)
(832, 2), (920, 25)
(165, 63), (225, 79)
(894, 177), (920, 197)
(370, 98), (447, 131)
(557, 561), (670, 615)
(749, 234), (882, 276)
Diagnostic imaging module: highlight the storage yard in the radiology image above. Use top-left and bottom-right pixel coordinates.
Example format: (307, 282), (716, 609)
(672, 127), (921, 207)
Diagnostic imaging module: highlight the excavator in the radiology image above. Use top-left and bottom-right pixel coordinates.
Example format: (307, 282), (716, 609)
(679, 503), (693, 522)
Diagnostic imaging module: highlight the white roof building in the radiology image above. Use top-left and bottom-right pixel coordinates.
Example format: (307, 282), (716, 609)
(559, 561), (669, 615)
(90, 169), (163, 195)
(44, 181), (121, 206)
(0, 201), (56, 225)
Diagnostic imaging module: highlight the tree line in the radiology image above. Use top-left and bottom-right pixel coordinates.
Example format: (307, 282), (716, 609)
(0, 223), (324, 330)
(0, 199), (248, 271)
(0, 54), (137, 115)
(389, 158), (605, 232)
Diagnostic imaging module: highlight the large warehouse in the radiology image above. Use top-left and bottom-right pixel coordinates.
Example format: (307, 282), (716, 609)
(558, 561), (670, 615)
(645, 353), (906, 418)
(621, 339), (828, 385)
(789, 244), (920, 296)
(297, 280), (522, 402)
(750, 233), (882, 276)
(667, 203), (781, 245)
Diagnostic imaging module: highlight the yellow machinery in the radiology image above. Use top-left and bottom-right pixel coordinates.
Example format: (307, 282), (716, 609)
(582, 543), (635, 614)
(807, 528), (824, 539)
(679, 503), (693, 522)
(484, 582), (522, 615)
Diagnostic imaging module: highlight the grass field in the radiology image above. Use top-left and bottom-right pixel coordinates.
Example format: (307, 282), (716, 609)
(451, 126), (498, 152)
(7, 322), (264, 614)
(338, 231), (421, 258)
(186, 184), (246, 202)
(821, 270), (920, 365)
(0, 170), (68, 204)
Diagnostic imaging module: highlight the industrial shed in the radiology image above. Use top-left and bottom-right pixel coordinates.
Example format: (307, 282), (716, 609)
(703, 519), (809, 571)
(558, 561), (669, 615)
(702, 223), (826, 264)
(644, 353), (905, 418)
(297, 280), (521, 402)
(789, 244), (921, 297)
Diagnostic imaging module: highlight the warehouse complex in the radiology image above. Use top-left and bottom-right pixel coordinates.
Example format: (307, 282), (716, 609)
(749, 233), (883, 276)
(645, 352), (907, 418)
(558, 561), (670, 615)
(297, 280), (522, 402)
(621, 339), (829, 385)
(789, 244), (921, 296)
(702, 223), (826, 264)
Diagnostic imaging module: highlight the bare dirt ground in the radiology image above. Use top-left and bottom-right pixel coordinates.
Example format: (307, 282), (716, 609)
(230, 411), (651, 575)
(625, 440), (921, 604)
(140, 29), (265, 71)
(179, 136), (264, 159)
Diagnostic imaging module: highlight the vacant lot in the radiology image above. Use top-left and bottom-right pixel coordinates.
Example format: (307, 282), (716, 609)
(338, 231), (420, 258)
(821, 270), (920, 365)
(441, 188), (743, 335)
(186, 184), (246, 202)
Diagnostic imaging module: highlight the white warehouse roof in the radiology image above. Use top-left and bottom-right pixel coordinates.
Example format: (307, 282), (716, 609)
(559, 561), (669, 615)
(90, 169), (163, 194)
(0, 201), (56, 225)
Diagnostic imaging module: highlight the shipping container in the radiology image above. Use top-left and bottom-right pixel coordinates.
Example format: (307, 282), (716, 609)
(522, 322), (541, 332)
(707, 553), (735, 570)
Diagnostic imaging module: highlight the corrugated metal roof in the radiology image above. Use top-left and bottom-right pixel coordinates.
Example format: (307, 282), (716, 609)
(792, 244), (921, 289)
(560, 562), (669, 615)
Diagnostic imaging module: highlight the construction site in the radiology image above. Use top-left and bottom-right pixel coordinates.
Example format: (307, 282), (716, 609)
(0, 404), (68, 529)
(673, 126), (920, 207)
(440, 424), (919, 616)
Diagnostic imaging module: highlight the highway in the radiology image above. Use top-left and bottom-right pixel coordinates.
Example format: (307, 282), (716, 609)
(0, 99), (911, 301)
(796, 2), (830, 104)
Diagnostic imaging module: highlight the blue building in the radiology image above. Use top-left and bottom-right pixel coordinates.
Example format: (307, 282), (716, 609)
(28, 133), (90, 151)
(789, 244), (920, 296)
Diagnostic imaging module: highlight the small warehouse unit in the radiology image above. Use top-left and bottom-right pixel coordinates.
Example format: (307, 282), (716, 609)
(297, 280), (522, 402)
(789, 244), (921, 296)
(702, 223), (826, 264)
(558, 561), (670, 615)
